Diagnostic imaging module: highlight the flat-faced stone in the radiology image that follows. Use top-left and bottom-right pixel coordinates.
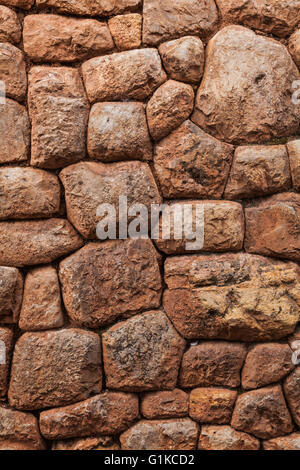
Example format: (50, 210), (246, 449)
(59, 240), (162, 328)
(263, 433), (300, 450)
(198, 425), (260, 451)
(0, 407), (45, 451)
(0, 98), (29, 164)
(88, 103), (152, 162)
(224, 145), (291, 200)
(1, 0), (33, 9)
(36, 0), (141, 16)
(163, 253), (300, 341)
(154, 120), (234, 199)
(9, 329), (102, 410)
(0, 328), (13, 397)
(287, 140), (300, 192)
(28, 67), (89, 169)
(23, 14), (114, 63)
(103, 311), (185, 392)
(40, 392), (139, 439)
(284, 367), (300, 426)
(0, 43), (26, 102)
(289, 29), (300, 69)
(147, 80), (194, 141)
(180, 342), (247, 389)
(143, 0), (218, 46)
(52, 437), (120, 451)
(108, 14), (142, 51)
(120, 419), (199, 450)
(192, 26), (300, 144)
(0, 6), (21, 44)
(0, 219), (83, 267)
(159, 36), (205, 84)
(141, 389), (189, 419)
(231, 386), (293, 440)
(82, 49), (166, 103)
(189, 388), (237, 424)
(0, 267), (23, 324)
(19, 266), (64, 331)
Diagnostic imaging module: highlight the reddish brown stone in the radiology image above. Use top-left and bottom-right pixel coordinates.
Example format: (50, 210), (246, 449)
(192, 26), (300, 144)
(19, 266), (64, 332)
(120, 419), (199, 450)
(23, 14), (114, 63)
(1, 0), (33, 9)
(242, 344), (294, 390)
(0, 98), (29, 164)
(0, 328), (13, 397)
(287, 140), (300, 192)
(0, 43), (26, 102)
(159, 36), (205, 84)
(9, 329), (102, 410)
(189, 388), (237, 424)
(180, 342), (247, 389)
(52, 437), (120, 451)
(0, 219), (83, 267)
(103, 311), (185, 392)
(142, 0), (218, 46)
(0, 6), (21, 44)
(0, 407), (45, 451)
(28, 66), (89, 169)
(59, 240), (162, 328)
(141, 389), (189, 419)
(198, 425), (260, 451)
(147, 80), (194, 141)
(0, 167), (60, 220)
(224, 145), (291, 200)
(0, 267), (23, 324)
(154, 120), (234, 199)
(82, 49), (166, 103)
(36, 0), (141, 16)
(163, 253), (300, 341)
(88, 103), (152, 162)
(231, 386), (293, 439)
(284, 367), (300, 427)
(108, 14), (142, 51)
(289, 29), (300, 69)
(40, 392), (139, 439)
(263, 433), (300, 450)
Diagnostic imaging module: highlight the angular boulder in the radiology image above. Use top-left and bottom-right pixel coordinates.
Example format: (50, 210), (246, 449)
(108, 14), (142, 51)
(190, 388), (237, 424)
(141, 389), (189, 419)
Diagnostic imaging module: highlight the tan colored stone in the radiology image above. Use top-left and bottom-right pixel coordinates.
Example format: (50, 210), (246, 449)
(0, 407), (45, 451)
(289, 29), (300, 69)
(287, 140), (300, 191)
(0, 328), (13, 397)
(0, 43), (26, 102)
(0, 98), (29, 164)
(59, 240), (162, 328)
(231, 386), (293, 440)
(0, 6), (21, 44)
(0, 267), (23, 324)
(159, 36), (205, 84)
(120, 419), (199, 450)
(19, 266), (64, 332)
(40, 392), (139, 439)
(103, 311), (185, 392)
(9, 329), (102, 410)
(263, 433), (300, 450)
(1, 0), (33, 9)
(154, 200), (244, 255)
(108, 14), (141, 51)
(29, 66), (89, 169)
(52, 437), (120, 451)
(88, 103), (152, 162)
(82, 49), (166, 103)
(242, 344), (294, 390)
(0, 219), (83, 267)
(180, 342), (247, 389)
(245, 193), (300, 261)
(141, 389), (189, 419)
(284, 367), (300, 427)
(0, 167), (60, 220)
(24, 14), (114, 63)
(36, 0), (141, 16)
(189, 388), (237, 424)
(147, 80), (194, 141)
(225, 145), (291, 200)
(192, 26), (300, 144)
(198, 425), (260, 451)
(154, 120), (234, 199)
(163, 253), (300, 341)
(60, 161), (161, 239)
(143, 0), (218, 46)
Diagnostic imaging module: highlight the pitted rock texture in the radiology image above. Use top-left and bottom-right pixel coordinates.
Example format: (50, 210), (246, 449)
(189, 388), (237, 424)
(108, 14), (142, 51)
(198, 425), (260, 451)
(0, 267), (23, 324)
(0, 43), (26, 102)
(0, 99), (29, 164)
(36, 0), (142, 17)
(0, 6), (21, 44)
(141, 389), (189, 419)
(263, 433), (300, 451)
(0, 407), (45, 450)
(289, 29), (300, 68)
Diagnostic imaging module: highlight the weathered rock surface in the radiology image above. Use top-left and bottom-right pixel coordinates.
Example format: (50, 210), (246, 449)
(108, 14), (142, 51)
(231, 386), (293, 439)
(0, 328), (13, 397)
(120, 419), (199, 450)
(245, 193), (300, 261)
(0, 6), (21, 44)
(192, 26), (300, 144)
(263, 433), (300, 450)
(36, 0), (141, 16)
(102, 311), (185, 391)
(0, 43), (26, 102)
(8, 329), (102, 410)
(52, 436), (120, 451)
(0, 407), (45, 451)
(284, 367), (300, 426)
(0, 167), (60, 220)
(82, 49), (166, 103)
(23, 14), (114, 63)
(142, 0), (218, 46)
(59, 240), (162, 327)
(0, 219), (83, 267)
(0, 99), (29, 164)
(159, 36), (205, 84)
(289, 29), (300, 69)
(141, 389), (189, 419)
(163, 253), (300, 341)
(154, 120), (233, 199)
(147, 80), (194, 141)
(198, 425), (260, 450)
(189, 388), (237, 424)
(28, 67), (89, 169)
(180, 342), (247, 389)
(1, 0), (33, 9)
(225, 145), (291, 200)
(40, 392), (139, 439)
(88, 102), (152, 161)
(19, 266), (64, 332)
(0, 267), (23, 324)
(287, 140), (300, 191)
